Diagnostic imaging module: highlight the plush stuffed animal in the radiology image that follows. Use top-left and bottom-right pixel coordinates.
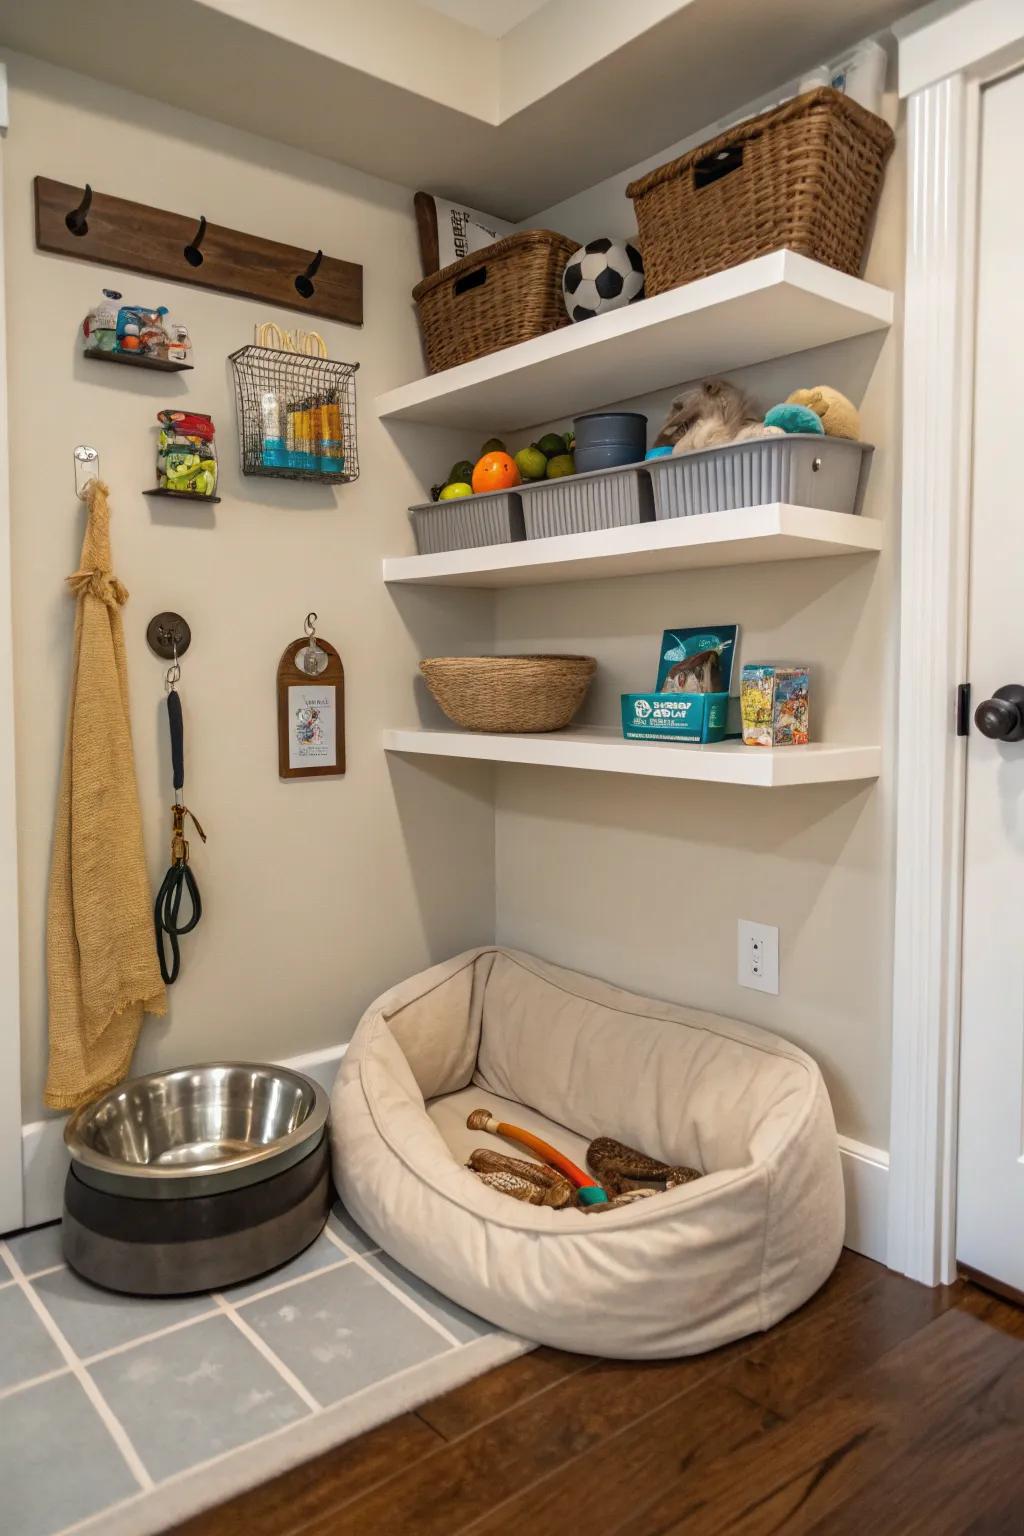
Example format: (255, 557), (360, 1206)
(654, 379), (781, 456)
(785, 385), (861, 440)
(764, 403), (825, 436)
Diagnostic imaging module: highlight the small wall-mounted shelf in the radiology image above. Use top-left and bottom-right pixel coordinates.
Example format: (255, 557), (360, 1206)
(144, 488), (221, 504)
(83, 347), (193, 374)
(375, 251), (893, 432)
(384, 727), (881, 788)
(383, 504), (882, 588)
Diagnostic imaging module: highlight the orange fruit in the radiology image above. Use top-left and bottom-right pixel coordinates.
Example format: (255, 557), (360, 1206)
(472, 451), (521, 494)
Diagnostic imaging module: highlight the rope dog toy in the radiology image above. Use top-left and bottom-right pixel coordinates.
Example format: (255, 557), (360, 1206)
(466, 1108), (609, 1205)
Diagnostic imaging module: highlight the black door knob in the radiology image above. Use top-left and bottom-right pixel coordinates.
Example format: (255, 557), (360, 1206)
(975, 683), (1024, 741)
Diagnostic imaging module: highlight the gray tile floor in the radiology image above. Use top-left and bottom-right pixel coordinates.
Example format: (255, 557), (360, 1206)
(0, 1202), (499, 1536)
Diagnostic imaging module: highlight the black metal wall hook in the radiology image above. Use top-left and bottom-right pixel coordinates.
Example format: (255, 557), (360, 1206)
(65, 184), (93, 237)
(295, 249), (323, 299)
(183, 215), (207, 268)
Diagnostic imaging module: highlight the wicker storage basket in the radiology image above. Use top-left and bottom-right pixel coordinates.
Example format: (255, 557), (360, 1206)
(412, 230), (578, 374)
(420, 655), (596, 733)
(626, 88), (894, 294)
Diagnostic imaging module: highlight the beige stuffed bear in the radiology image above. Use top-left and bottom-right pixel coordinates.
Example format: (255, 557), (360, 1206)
(785, 386), (860, 440)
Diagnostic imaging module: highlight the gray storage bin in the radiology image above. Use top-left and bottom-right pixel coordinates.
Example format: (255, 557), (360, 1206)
(647, 435), (874, 520)
(520, 463), (655, 539)
(409, 488), (525, 554)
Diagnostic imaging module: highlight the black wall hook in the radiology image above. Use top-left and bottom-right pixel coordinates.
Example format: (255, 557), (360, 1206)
(183, 215), (207, 268)
(65, 184), (93, 237)
(295, 249), (323, 299)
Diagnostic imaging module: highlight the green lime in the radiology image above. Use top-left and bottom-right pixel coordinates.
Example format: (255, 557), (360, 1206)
(537, 432), (567, 458)
(546, 453), (575, 478)
(448, 460), (475, 485)
(514, 446), (548, 481)
(480, 437), (507, 456)
(439, 481), (473, 500)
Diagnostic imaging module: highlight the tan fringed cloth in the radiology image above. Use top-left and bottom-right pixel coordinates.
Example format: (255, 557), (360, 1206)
(45, 481), (166, 1110)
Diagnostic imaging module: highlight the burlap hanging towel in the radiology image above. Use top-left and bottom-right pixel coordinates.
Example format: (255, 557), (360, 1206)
(45, 480), (166, 1110)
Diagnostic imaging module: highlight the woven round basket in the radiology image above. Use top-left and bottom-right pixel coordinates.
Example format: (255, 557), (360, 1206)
(420, 655), (597, 733)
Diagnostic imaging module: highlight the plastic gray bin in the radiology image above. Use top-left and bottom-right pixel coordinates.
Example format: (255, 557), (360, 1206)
(519, 463), (654, 540)
(646, 435), (874, 520)
(409, 488), (524, 554)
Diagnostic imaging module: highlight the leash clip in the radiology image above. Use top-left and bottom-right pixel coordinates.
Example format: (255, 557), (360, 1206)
(170, 803), (206, 866)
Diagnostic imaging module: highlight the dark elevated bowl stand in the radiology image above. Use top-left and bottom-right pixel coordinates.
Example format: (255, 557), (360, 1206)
(62, 1133), (331, 1296)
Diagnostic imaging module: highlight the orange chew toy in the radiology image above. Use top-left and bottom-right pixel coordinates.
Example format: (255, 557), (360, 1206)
(466, 1108), (608, 1203)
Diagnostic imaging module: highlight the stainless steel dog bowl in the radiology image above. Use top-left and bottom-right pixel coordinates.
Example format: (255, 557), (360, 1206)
(62, 1063), (332, 1295)
(65, 1062), (329, 1198)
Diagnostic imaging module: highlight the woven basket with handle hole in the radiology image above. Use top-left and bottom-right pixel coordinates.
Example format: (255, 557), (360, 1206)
(420, 655), (596, 733)
(626, 88), (895, 294)
(412, 230), (578, 374)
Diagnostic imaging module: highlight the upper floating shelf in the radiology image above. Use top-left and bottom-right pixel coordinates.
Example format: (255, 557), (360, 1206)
(382, 504), (882, 588)
(376, 252), (894, 432)
(383, 727), (881, 789)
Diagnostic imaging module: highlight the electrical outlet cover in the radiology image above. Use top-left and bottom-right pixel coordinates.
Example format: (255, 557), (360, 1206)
(738, 919), (779, 994)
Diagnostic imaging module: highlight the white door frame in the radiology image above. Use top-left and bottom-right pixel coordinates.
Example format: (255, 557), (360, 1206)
(888, 0), (1024, 1286)
(0, 62), (24, 1234)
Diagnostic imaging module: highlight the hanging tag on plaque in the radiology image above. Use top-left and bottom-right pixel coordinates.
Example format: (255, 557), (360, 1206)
(276, 613), (345, 779)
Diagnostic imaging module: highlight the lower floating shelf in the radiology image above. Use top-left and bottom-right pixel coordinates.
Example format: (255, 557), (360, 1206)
(383, 727), (881, 788)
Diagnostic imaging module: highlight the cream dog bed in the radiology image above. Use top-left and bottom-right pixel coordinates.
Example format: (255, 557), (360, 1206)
(330, 947), (844, 1358)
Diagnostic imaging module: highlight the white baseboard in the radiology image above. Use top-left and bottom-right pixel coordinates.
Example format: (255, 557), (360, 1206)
(17, 1049), (890, 1268)
(837, 1135), (889, 1265)
(17, 1045), (350, 1231)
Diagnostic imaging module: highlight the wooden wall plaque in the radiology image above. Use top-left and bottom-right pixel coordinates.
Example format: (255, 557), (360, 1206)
(35, 177), (363, 327)
(277, 636), (345, 779)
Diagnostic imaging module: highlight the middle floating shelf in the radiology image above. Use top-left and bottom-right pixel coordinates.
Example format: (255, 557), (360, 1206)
(383, 728), (881, 788)
(383, 504), (882, 588)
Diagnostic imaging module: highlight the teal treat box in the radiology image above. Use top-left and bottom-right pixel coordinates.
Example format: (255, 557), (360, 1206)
(621, 691), (730, 743)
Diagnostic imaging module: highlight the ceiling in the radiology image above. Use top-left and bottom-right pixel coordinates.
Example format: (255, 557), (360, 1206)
(417, 0), (550, 38)
(0, 0), (921, 218)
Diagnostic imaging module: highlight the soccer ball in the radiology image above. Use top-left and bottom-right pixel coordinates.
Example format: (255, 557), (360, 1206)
(562, 238), (645, 321)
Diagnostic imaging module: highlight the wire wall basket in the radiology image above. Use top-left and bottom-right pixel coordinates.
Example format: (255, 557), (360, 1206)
(229, 345), (360, 484)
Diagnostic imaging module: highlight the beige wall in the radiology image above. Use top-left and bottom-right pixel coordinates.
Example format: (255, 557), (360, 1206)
(3, 51), (496, 1123)
(495, 97), (905, 1150)
(3, 45), (904, 1154)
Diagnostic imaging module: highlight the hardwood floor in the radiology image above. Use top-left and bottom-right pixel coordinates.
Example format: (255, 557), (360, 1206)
(166, 1253), (1024, 1536)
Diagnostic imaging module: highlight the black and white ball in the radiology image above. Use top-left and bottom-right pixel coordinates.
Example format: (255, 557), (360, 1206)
(562, 238), (645, 321)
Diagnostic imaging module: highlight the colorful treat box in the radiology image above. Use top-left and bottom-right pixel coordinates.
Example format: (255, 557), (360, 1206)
(621, 691), (730, 743)
(741, 665), (810, 747)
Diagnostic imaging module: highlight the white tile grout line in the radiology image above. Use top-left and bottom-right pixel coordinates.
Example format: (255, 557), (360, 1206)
(0, 1363), (70, 1402)
(209, 1291), (322, 1414)
(0, 1240), (154, 1492)
(224, 1253), (353, 1306)
(24, 1260), (66, 1279)
(319, 1224), (463, 1349)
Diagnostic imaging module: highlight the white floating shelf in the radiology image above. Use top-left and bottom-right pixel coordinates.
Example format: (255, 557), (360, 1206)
(383, 504), (882, 588)
(383, 727), (881, 788)
(376, 252), (893, 432)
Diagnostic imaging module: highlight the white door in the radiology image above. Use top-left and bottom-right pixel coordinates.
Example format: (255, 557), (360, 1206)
(0, 73), (25, 1235)
(957, 65), (1024, 1294)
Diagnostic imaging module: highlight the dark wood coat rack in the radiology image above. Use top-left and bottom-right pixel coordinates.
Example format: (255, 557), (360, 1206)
(35, 177), (363, 327)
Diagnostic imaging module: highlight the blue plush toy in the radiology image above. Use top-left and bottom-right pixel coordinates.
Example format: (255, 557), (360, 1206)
(763, 403), (825, 435)
(645, 445), (673, 460)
